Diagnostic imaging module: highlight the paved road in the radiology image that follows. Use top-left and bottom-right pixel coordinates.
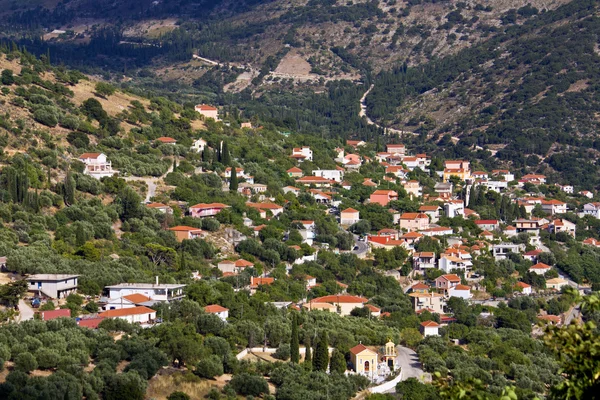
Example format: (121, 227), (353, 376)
(396, 346), (430, 383)
(352, 235), (369, 257)
(18, 299), (34, 322)
(564, 304), (580, 325)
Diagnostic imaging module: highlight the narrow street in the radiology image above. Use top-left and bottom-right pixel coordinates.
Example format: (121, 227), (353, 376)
(17, 299), (34, 322)
(395, 346), (430, 383)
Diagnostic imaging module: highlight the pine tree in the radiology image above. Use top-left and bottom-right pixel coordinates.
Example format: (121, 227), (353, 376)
(304, 337), (312, 366)
(229, 167), (238, 192)
(313, 331), (329, 372)
(290, 314), (300, 364)
(329, 349), (346, 374)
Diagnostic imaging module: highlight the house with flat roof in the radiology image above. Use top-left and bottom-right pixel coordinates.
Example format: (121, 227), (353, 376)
(78, 153), (118, 179)
(27, 274), (79, 299)
(105, 281), (185, 303)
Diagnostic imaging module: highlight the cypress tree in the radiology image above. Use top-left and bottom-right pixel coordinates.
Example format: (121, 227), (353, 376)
(313, 331), (329, 372)
(304, 337), (312, 366)
(64, 171), (75, 206)
(75, 223), (86, 247)
(329, 349), (346, 374)
(290, 314), (300, 364)
(172, 157), (177, 172)
(222, 141), (231, 165)
(229, 167), (238, 192)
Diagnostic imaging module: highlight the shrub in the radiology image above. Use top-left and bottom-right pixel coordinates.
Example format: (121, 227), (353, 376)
(14, 352), (38, 373)
(273, 343), (290, 361)
(33, 108), (58, 127)
(228, 373), (268, 397)
(195, 355), (224, 379)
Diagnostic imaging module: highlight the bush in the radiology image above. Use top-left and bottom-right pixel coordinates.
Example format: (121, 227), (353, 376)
(228, 373), (269, 397)
(201, 218), (221, 232)
(167, 392), (190, 400)
(33, 108), (58, 127)
(273, 343), (290, 361)
(195, 355), (224, 379)
(14, 352), (38, 373)
(95, 82), (116, 98)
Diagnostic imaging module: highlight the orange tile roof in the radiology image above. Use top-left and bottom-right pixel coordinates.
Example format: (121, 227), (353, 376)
(169, 225), (203, 232)
(530, 262), (551, 270)
(99, 306), (156, 318)
(311, 295), (368, 304)
(205, 304), (228, 313)
(190, 203), (229, 209)
(246, 202), (282, 210)
(156, 137), (177, 143)
(349, 344), (372, 355)
(287, 167), (303, 173)
(196, 104), (217, 110)
(438, 274), (461, 282)
(123, 294), (152, 304)
(79, 152), (102, 159)
(146, 202), (169, 208)
(420, 320), (440, 327)
(342, 208), (359, 213)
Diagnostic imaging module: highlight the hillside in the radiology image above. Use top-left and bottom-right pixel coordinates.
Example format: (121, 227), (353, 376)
(366, 0), (600, 189)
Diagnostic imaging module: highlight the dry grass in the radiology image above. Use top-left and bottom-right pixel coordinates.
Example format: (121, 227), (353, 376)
(146, 369), (227, 400)
(70, 79), (150, 118)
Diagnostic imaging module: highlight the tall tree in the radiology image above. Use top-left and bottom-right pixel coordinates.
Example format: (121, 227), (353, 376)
(229, 167), (238, 192)
(290, 314), (300, 364)
(329, 348), (346, 374)
(222, 141), (231, 165)
(64, 171), (75, 206)
(304, 337), (312, 366)
(313, 331), (329, 372)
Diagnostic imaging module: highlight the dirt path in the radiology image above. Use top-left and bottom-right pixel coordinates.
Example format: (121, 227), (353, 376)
(123, 162), (174, 203)
(360, 84), (416, 136)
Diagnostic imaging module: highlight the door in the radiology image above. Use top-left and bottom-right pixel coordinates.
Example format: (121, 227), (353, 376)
(364, 361), (370, 372)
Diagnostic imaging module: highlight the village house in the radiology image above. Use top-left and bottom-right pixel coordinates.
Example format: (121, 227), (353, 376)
(146, 202), (173, 214)
(410, 283), (430, 294)
(523, 249), (543, 263)
(168, 226), (206, 242)
(549, 219), (576, 237)
(40, 309), (71, 321)
(101, 294), (153, 311)
(195, 104), (219, 120)
(156, 137), (177, 145)
(492, 243), (525, 261)
(309, 189), (331, 203)
(443, 160), (471, 182)
(27, 274), (79, 299)
(420, 226), (453, 237)
(404, 154), (431, 171)
(106, 281), (186, 302)
(283, 186), (301, 196)
(204, 304), (229, 322)
(439, 255), (470, 274)
(515, 218), (548, 234)
(386, 165), (409, 179)
(189, 203), (229, 218)
(579, 191), (594, 199)
(246, 202), (284, 216)
(583, 237), (600, 247)
(434, 274), (461, 296)
(492, 170), (515, 182)
(419, 205), (442, 223)
(369, 190), (398, 206)
(399, 212), (430, 231)
(249, 277), (275, 293)
(472, 171), (488, 180)
(582, 202), (600, 218)
(347, 140), (366, 148)
(449, 284), (472, 299)
(420, 321), (440, 337)
(403, 180), (422, 198)
(295, 176), (333, 187)
(546, 278), (569, 291)
(519, 174), (546, 186)
(401, 231), (423, 246)
(190, 138), (207, 152)
(313, 169), (344, 182)
(340, 208), (360, 225)
(291, 146), (313, 162)
(413, 252), (436, 273)
(368, 235), (409, 250)
(409, 292), (444, 314)
(556, 184), (574, 194)
(78, 153), (118, 179)
(386, 144), (405, 155)
(241, 122), (253, 129)
(99, 306), (157, 326)
(529, 262), (552, 275)
(310, 295), (369, 316)
(444, 200), (465, 218)
(541, 199), (567, 215)
(475, 220), (500, 231)
(287, 167), (304, 178)
(435, 182), (454, 196)
(515, 281), (533, 295)
(217, 259), (254, 275)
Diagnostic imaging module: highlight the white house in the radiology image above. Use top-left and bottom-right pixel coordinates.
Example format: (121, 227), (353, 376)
(190, 138), (208, 152)
(291, 147), (313, 162)
(529, 262), (552, 275)
(420, 321), (440, 337)
(105, 281), (186, 303)
(312, 169), (343, 182)
(448, 284), (472, 299)
(444, 200), (464, 218)
(579, 191), (594, 199)
(27, 274), (79, 299)
(98, 306), (156, 325)
(583, 203), (600, 218)
(195, 104), (219, 120)
(205, 304), (229, 322)
(78, 153), (118, 179)
(439, 255), (469, 274)
(515, 281), (532, 295)
(340, 208), (360, 225)
(541, 199), (567, 215)
(217, 259), (254, 274)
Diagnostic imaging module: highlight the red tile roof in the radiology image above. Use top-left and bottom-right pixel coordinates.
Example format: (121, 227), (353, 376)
(99, 306), (156, 318)
(311, 295), (368, 304)
(41, 309), (71, 320)
(123, 294), (152, 304)
(349, 344), (371, 355)
(77, 317), (104, 329)
(205, 304), (228, 313)
(156, 137), (177, 143)
(169, 225), (203, 232)
(420, 320), (440, 327)
(78, 152), (102, 159)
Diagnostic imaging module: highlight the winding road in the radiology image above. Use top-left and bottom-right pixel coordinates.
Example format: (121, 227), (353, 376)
(396, 346), (430, 382)
(18, 299), (34, 322)
(359, 85), (416, 136)
(123, 162), (175, 203)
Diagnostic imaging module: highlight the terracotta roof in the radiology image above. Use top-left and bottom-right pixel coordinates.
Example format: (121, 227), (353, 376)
(205, 304), (228, 313)
(78, 152), (102, 159)
(146, 202), (169, 209)
(402, 232), (424, 239)
(251, 277), (274, 286)
(247, 202), (282, 210)
(419, 206), (440, 211)
(400, 212), (428, 220)
(190, 203), (229, 210)
(438, 274), (461, 282)
(538, 315), (561, 323)
(411, 283), (430, 290)
(365, 304), (381, 312)
(287, 167), (303, 173)
(311, 295), (368, 304)
(475, 220), (499, 225)
(41, 309), (71, 320)
(296, 176), (333, 182)
(77, 317), (104, 329)
(123, 294), (152, 304)
(341, 208), (359, 213)
(530, 262), (551, 270)
(349, 344), (374, 355)
(196, 104), (217, 110)
(99, 306), (156, 318)
(156, 137), (177, 143)
(454, 284), (471, 290)
(372, 190), (398, 196)
(420, 320), (440, 327)
(169, 225), (203, 232)
(516, 281), (531, 288)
